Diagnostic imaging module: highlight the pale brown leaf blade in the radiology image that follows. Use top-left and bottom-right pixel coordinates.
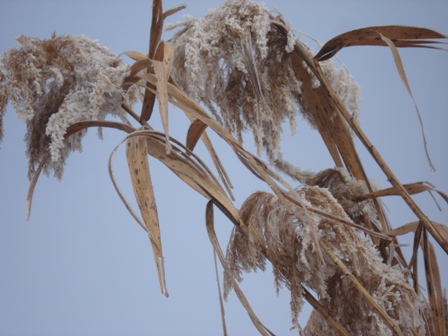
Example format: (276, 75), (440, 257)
(186, 118), (208, 151)
(148, 0), (163, 59)
(422, 230), (446, 336)
(138, 41), (174, 144)
(378, 32), (436, 173)
(123, 51), (147, 61)
(161, 41), (174, 77)
(427, 242), (446, 336)
(183, 112), (234, 200)
(316, 25), (447, 61)
(360, 181), (448, 205)
(140, 0), (164, 123)
(213, 250), (228, 336)
(126, 134), (168, 297)
(315, 25), (441, 173)
(388, 221), (447, 240)
(126, 58), (153, 80)
(65, 120), (135, 135)
(152, 59), (171, 154)
(387, 222), (419, 237)
(434, 222), (448, 243)
(409, 223), (423, 293)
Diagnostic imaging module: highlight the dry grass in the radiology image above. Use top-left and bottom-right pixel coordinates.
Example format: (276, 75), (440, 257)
(1, 0), (447, 334)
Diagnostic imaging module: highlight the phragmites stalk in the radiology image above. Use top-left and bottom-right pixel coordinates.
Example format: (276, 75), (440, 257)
(1, 0), (445, 334)
(226, 186), (425, 334)
(0, 33), (140, 179)
(167, 0), (360, 182)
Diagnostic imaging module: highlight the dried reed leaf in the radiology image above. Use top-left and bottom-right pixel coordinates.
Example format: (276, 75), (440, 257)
(152, 59), (171, 153)
(126, 58), (153, 80)
(387, 222), (419, 237)
(126, 133), (168, 297)
(160, 41), (174, 73)
(378, 32), (435, 173)
(205, 202), (275, 336)
(138, 41), (174, 150)
(139, 0), (164, 123)
(316, 25), (447, 61)
(123, 51), (147, 61)
(65, 120), (136, 135)
(434, 223), (448, 243)
(186, 118), (208, 151)
(427, 241), (446, 336)
(410, 223), (423, 294)
(422, 230), (447, 336)
(185, 116), (234, 200)
(213, 250), (228, 336)
(148, 0), (163, 58)
(361, 181), (448, 203)
(388, 221), (448, 243)
(361, 180), (447, 213)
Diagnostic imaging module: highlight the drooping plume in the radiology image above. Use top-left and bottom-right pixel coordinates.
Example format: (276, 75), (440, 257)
(0, 33), (141, 179)
(168, 0), (360, 182)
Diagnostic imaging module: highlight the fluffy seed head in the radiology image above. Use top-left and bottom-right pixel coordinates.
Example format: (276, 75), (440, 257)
(0, 33), (140, 179)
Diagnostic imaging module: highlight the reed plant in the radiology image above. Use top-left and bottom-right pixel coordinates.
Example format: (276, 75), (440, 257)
(1, 0), (446, 334)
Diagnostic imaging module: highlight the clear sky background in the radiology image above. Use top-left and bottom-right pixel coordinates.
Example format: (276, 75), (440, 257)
(0, 1), (447, 335)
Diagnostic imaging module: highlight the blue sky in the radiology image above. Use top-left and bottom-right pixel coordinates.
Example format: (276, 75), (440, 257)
(0, 0), (447, 335)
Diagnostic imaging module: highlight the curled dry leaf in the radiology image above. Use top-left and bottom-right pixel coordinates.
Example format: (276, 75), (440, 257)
(186, 118), (208, 151)
(316, 25), (448, 61)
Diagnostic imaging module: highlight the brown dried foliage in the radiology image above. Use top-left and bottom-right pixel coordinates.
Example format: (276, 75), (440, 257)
(1, 0), (447, 335)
